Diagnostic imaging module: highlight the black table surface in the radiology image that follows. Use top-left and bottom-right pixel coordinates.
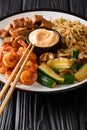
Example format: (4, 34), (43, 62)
(0, 0), (87, 130)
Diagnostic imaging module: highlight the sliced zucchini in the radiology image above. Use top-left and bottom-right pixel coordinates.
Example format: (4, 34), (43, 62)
(47, 58), (74, 69)
(63, 75), (75, 84)
(37, 71), (57, 88)
(38, 63), (64, 83)
(72, 51), (79, 59)
(52, 68), (59, 73)
(70, 62), (79, 71)
(74, 63), (87, 81)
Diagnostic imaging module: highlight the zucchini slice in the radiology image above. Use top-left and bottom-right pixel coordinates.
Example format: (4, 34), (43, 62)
(74, 63), (87, 81)
(63, 75), (75, 84)
(37, 71), (57, 88)
(47, 58), (74, 69)
(38, 63), (64, 83)
(72, 51), (79, 58)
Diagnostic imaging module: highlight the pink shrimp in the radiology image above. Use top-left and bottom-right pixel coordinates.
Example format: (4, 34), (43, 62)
(20, 69), (37, 85)
(0, 63), (8, 74)
(2, 51), (19, 68)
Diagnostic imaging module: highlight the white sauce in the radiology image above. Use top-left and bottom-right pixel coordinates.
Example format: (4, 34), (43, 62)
(29, 29), (59, 47)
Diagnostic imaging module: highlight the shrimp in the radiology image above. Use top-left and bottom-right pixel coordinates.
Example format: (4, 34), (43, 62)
(5, 69), (13, 79)
(17, 46), (26, 56)
(0, 63), (8, 74)
(28, 52), (37, 63)
(2, 52), (19, 68)
(17, 45), (37, 63)
(18, 40), (28, 48)
(24, 61), (37, 72)
(1, 44), (17, 52)
(20, 69), (38, 85)
(0, 52), (3, 64)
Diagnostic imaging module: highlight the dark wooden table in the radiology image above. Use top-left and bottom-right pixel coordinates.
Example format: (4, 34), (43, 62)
(0, 0), (87, 130)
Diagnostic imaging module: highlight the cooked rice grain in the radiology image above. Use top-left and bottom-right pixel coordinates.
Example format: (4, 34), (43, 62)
(53, 18), (87, 52)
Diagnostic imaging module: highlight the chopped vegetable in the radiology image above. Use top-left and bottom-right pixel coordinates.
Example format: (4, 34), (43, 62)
(47, 58), (74, 69)
(72, 51), (79, 58)
(52, 68), (59, 73)
(38, 63), (64, 83)
(37, 71), (57, 88)
(70, 62), (79, 71)
(74, 63), (87, 81)
(63, 75), (75, 84)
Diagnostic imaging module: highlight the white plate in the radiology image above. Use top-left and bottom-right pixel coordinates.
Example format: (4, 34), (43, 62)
(0, 10), (87, 92)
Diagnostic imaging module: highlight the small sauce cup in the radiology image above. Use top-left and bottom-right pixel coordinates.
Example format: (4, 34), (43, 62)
(26, 28), (61, 56)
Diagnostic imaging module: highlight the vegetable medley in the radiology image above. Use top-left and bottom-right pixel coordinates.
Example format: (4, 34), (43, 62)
(0, 15), (87, 88)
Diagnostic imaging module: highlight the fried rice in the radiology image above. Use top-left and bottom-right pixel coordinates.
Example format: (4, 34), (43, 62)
(53, 17), (87, 53)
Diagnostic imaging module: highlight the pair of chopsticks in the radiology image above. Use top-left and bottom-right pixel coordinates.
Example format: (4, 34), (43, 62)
(0, 43), (34, 116)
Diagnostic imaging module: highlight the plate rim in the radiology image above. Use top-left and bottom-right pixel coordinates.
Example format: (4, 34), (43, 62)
(0, 9), (87, 21)
(0, 9), (87, 93)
